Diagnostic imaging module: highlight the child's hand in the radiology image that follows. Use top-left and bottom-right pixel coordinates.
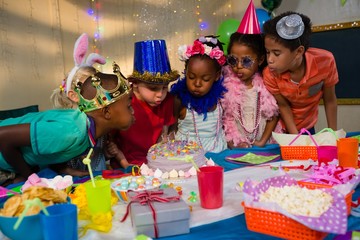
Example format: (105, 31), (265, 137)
(120, 161), (132, 169)
(253, 140), (266, 147)
(227, 141), (236, 149)
(228, 141), (251, 149)
(106, 141), (120, 156)
(236, 142), (251, 148)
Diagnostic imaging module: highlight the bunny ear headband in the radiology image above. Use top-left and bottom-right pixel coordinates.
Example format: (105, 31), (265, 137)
(65, 33), (106, 94)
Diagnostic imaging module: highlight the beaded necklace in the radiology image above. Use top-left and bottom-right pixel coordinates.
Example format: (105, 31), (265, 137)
(191, 102), (221, 151)
(236, 91), (261, 144)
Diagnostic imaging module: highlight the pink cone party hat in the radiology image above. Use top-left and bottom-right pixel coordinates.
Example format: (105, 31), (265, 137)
(237, 0), (261, 34)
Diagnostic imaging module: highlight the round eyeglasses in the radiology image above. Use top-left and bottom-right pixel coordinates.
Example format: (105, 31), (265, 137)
(227, 55), (257, 69)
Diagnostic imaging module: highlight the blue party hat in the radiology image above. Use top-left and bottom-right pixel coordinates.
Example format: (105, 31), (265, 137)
(128, 39), (179, 84)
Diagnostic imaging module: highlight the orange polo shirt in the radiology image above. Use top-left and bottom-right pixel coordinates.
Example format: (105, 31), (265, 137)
(263, 48), (339, 130)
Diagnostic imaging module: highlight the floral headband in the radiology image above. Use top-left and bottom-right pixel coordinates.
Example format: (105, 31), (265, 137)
(178, 37), (226, 66)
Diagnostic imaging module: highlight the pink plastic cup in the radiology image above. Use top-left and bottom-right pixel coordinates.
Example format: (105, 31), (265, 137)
(197, 166), (224, 209)
(317, 146), (338, 165)
(337, 138), (359, 168)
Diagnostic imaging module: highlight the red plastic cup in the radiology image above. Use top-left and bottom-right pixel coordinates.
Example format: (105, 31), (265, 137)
(197, 166), (224, 209)
(337, 138), (359, 168)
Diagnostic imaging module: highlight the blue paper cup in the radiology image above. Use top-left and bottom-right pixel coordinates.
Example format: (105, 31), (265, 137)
(40, 204), (78, 240)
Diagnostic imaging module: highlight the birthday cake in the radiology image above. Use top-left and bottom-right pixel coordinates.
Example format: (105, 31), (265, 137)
(142, 140), (210, 178)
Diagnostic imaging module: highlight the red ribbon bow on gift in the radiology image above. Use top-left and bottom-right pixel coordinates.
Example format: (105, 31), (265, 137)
(120, 190), (180, 238)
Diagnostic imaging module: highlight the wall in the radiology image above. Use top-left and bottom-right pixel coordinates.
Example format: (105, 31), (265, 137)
(316, 105), (360, 133)
(0, 0), (359, 131)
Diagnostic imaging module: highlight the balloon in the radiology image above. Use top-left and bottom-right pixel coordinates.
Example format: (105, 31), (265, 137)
(261, 0), (282, 12)
(216, 19), (240, 55)
(255, 8), (271, 32)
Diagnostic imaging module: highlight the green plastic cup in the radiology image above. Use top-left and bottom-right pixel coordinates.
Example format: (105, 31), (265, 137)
(84, 179), (111, 215)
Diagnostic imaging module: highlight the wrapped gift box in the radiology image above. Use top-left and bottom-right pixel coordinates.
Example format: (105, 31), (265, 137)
(128, 188), (190, 238)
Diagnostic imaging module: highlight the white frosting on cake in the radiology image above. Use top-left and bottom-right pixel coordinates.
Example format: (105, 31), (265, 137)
(147, 140), (207, 173)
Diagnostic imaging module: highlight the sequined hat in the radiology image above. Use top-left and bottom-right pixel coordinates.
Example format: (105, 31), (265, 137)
(276, 14), (304, 40)
(128, 39), (179, 84)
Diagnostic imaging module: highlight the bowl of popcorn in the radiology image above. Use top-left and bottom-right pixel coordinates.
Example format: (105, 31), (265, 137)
(0, 186), (68, 240)
(111, 175), (162, 203)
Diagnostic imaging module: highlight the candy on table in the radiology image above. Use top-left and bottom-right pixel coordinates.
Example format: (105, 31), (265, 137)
(129, 181), (139, 189)
(136, 176), (146, 185)
(153, 168), (163, 178)
(169, 169), (179, 178)
(188, 191), (198, 203)
(112, 176), (161, 191)
(52, 175), (73, 191)
(21, 173), (73, 192)
(162, 172), (169, 179)
(159, 183), (182, 195)
(184, 172), (191, 178)
(21, 173), (48, 192)
(188, 167), (197, 176)
(152, 178), (161, 187)
(175, 186), (183, 195)
(140, 158), (216, 179)
(188, 205), (193, 212)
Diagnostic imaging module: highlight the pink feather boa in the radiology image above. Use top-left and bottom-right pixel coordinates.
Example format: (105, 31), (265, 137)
(221, 66), (282, 145)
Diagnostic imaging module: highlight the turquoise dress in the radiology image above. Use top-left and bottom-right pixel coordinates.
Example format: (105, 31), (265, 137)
(0, 109), (90, 172)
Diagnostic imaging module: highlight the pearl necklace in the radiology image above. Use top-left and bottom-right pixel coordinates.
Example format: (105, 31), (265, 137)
(236, 91), (261, 144)
(191, 102), (221, 151)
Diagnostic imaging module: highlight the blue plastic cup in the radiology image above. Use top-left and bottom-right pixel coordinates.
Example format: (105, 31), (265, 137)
(40, 204), (78, 240)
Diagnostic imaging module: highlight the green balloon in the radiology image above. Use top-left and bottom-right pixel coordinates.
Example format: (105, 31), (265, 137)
(261, 0), (282, 12)
(216, 19), (240, 55)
